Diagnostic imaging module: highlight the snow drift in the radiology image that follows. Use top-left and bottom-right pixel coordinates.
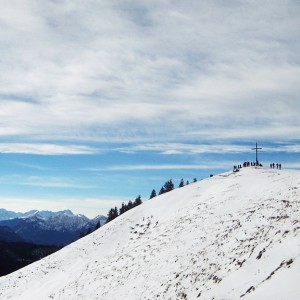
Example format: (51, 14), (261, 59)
(0, 167), (299, 299)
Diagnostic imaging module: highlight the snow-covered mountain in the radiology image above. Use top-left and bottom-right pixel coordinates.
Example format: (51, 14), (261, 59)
(0, 211), (107, 246)
(0, 208), (27, 221)
(0, 167), (299, 299)
(0, 209), (74, 221)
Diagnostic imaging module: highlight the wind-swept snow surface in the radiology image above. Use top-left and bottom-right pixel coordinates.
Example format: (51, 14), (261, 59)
(0, 167), (299, 299)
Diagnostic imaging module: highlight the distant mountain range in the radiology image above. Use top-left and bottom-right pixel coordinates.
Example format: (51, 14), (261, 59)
(0, 208), (74, 221)
(0, 209), (107, 246)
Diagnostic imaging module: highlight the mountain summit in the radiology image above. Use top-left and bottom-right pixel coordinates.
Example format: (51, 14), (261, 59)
(0, 167), (299, 299)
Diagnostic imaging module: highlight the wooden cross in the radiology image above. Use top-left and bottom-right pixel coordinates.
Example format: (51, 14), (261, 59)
(252, 142), (262, 165)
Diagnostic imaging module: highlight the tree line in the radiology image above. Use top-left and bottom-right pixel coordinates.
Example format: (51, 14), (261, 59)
(80, 176), (198, 237)
(150, 177), (197, 199)
(106, 195), (143, 223)
(106, 177), (198, 223)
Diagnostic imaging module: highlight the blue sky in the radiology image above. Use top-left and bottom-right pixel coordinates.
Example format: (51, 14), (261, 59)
(0, 0), (299, 217)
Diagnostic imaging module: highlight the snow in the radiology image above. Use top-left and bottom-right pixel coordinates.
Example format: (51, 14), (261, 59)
(0, 167), (299, 299)
(0, 209), (75, 221)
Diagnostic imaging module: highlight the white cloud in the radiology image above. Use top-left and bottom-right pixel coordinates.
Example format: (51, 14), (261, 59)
(0, 0), (299, 144)
(0, 174), (95, 189)
(264, 145), (300, 153)
(85, 162), (232, 172)
(0, 143), (98, 155)
(20, 176), (91, 189)
(115, 143), (258, 155)
(114, 142), (300, 161)
(13, 162), (53, 171)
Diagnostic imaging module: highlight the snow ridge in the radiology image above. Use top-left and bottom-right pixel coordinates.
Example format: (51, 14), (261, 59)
(0, 167), (299, 299)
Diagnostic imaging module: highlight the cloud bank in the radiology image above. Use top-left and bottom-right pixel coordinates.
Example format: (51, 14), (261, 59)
(0, 0), (299, 146)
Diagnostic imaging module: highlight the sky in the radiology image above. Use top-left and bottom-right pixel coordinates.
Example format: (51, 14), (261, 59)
(0, 0), (299, 218)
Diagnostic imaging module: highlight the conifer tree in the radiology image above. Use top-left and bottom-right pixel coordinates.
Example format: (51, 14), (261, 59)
(119, 202), (127, 215)
(179, 178), (184, 188)
(149, 189), (157, 199)
(164, 179), (174, 192)
(133, 195), (142, 207)
(159, 186), (166, 195)
(106, 207), (119, 223)
(127, 200), (133, 210)
(114, 206), (118, 217)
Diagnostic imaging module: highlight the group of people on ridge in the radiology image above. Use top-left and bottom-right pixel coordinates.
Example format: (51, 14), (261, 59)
(233, 161), (283, 172)
(233, 161), (263, 172)
(270, 163), (281, 169)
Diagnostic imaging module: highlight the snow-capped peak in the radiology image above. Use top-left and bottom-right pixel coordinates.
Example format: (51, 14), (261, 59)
(0, 209), (75, 221)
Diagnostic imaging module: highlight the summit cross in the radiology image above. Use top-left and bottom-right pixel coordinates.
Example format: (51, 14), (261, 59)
(252, 142), (262, 165)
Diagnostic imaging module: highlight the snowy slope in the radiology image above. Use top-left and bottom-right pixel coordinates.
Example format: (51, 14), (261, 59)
(0, 167), (299, 299)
